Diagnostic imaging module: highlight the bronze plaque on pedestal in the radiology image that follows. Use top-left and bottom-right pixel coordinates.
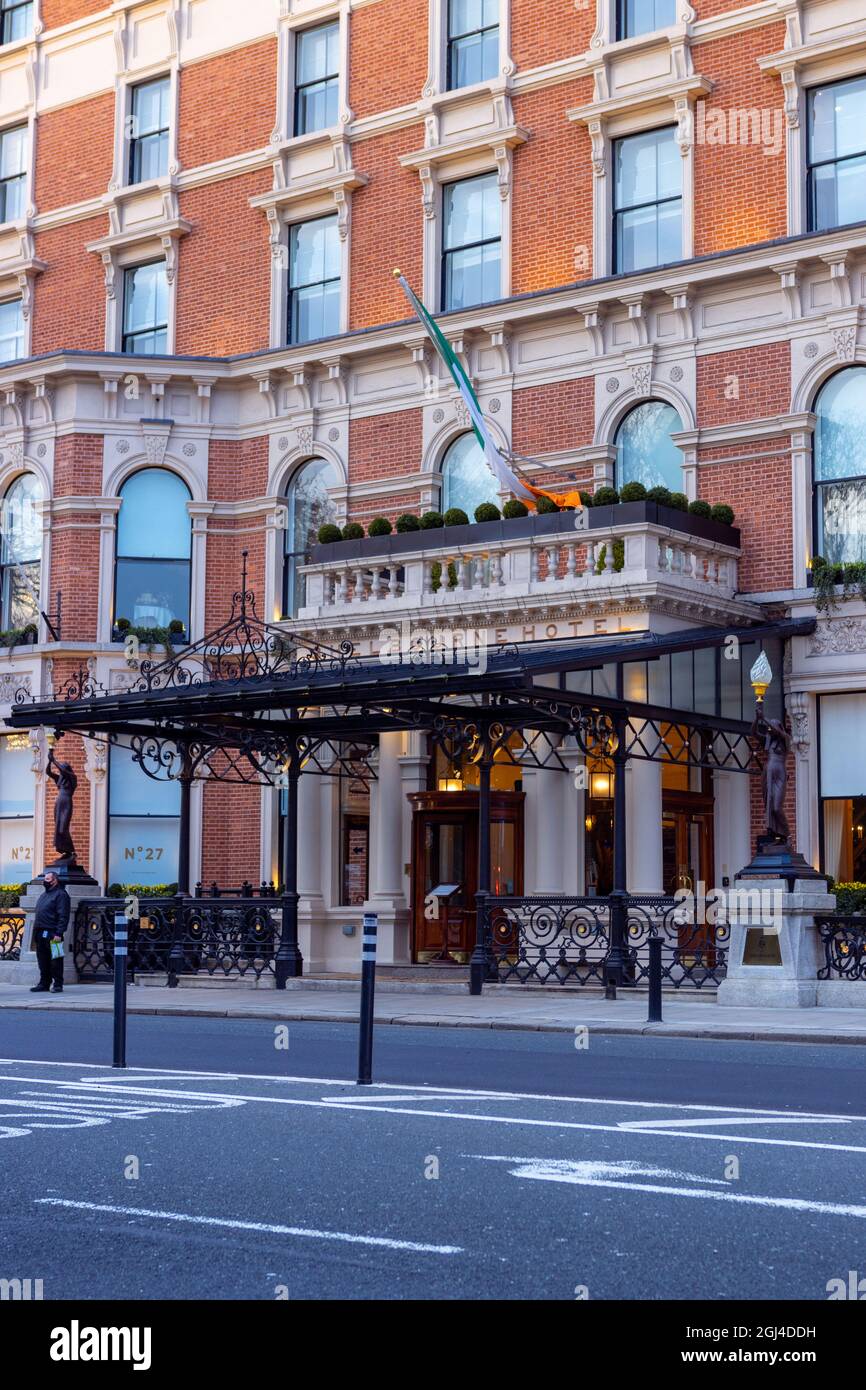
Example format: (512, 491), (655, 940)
(743, 929), (783, 966)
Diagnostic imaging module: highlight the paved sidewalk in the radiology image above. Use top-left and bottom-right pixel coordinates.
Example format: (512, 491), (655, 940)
(2, 979), (866, 1043)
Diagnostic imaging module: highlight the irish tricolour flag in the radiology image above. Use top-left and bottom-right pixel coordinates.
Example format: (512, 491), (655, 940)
(395, 271), (538, 505)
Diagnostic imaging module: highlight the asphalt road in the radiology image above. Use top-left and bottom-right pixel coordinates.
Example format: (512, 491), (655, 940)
(2, 1010), (866, 1303)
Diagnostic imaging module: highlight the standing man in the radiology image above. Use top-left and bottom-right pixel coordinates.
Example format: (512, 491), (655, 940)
(30, 870), (70, 994)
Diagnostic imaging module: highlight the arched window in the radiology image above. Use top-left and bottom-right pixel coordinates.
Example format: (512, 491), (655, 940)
(615, 400), (684, 492)
(0, 472), (42, 630)
(283, 458), (340, 617)
(441, 432), (496, 517)
(114, 469), (191, 636)
(813, 367), (866, 564)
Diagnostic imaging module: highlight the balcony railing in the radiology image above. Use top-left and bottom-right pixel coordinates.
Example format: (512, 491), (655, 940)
(295, 503), (742, 625)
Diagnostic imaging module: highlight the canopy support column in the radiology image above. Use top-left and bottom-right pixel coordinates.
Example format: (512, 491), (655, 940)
(276, 746), (303, 986)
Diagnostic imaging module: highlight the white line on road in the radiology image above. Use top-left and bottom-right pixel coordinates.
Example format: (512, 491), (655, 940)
(35, 1199), (464, 1256)
(471, 1155), (866, 1219)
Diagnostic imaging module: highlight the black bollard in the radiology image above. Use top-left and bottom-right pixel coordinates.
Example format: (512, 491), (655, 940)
(112, 913), (128, 1069)
(357, 912), (377, 1086)
(647, 935), (663, 1023)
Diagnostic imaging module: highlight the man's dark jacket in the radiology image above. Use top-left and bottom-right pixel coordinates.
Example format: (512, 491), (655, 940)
(31, 883), (71, 943)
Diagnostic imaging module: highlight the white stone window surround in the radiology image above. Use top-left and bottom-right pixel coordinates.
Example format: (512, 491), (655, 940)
(590, 0), (696, 52)
(758, 6), (866, 239)
(275, 0), (354, 142)
(0, 447), (50, 640)
(88, 221), (186, 356)
(400, 90), (527, 308)
(422, 0), (515, 100)
(99, 443), (208, 647)
(567, 23), (709, 280)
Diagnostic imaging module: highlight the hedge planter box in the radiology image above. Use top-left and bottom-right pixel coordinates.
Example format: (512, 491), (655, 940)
(309, 502), (740, 565)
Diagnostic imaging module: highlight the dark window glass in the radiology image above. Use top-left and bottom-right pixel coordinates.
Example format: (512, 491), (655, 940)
(447, 0), (499, 91)
(114, 468), (191, 634)
(0, 471), (41, 629)
(295, 22), (339, 135)
(813, 367), (866, 564)
(613, 126), (682, 272)
(288, 215), (340, 344)
(442, 172), (501, 310)
(807, 76), (866, 232)
(129, 77), (170, 184)
(0, 124), (25, 222)
(122, 261), (168, 355)
(617, 0), (676, 40)
(0, 0), (32, 45)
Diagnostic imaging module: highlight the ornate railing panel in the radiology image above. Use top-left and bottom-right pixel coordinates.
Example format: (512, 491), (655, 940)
(816, 915), (866, 982)
(625, 897), (730, 990)
(485, 893), (729, 988)
(74, 898), (280, 982)
(489, 896), (610, 985)
(0, 909), (24, 961)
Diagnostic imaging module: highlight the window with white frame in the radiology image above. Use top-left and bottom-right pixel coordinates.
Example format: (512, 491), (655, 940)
(0, 0), (32, 45)
(129, 77), (171, 185)
(613, 126), (682, 273)
(447, 1), (499, 91)
(122, 261), (168, 354)
(114, 468), (192, 636)
(294, 21), (340, 136)
(0, 298), (23, 361)
(442, 172), (501, 311)
(107, 741), (180, 890)
(0, 734), (33, 883)
(441, 432), (496, 516)
(813, 367), (866, 566)
(0, 471), (42, 630)
(807, 75), (866, 234)
(287, 215), (340, 344)
(616, 0), (676, 41)
(0, 125), (26, 224)
(615, 401), (684, 492)
(282, 458), (340, 618)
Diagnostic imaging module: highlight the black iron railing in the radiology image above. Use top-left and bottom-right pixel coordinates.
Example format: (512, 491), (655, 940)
(0, 909), (24, 961)
(816, 915), (866, 982)
(74, 897), (282, 983)
(484, 893), (729, 989)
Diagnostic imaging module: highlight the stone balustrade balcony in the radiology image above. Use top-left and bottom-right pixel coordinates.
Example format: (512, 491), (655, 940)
(292, 502), (756, 643)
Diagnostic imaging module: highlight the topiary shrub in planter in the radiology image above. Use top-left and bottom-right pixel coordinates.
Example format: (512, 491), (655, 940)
(592, 486), (619, 507)
(342, 522), (365, 541)
(595, 539), (625, 574)
(646, 485), (672, 507)
(396, 513), (421, 533)
(0, 622), (39, 648)
(579, 491), (594, 507)
(107, 882), (179, 899)
(317, 523), (343, 545)
(688, 499), (713, 518)
(443, 507), (469, 527)
(367, 516), (393, 538)
(620, 481), (647, 503)
(0, 883), (26, 908)
(502, 500), (529, 519)
(535, 496), (560, 514)
(420, 510), (444, 529)
(834, 882), (866, 914)
(710, 503), (735, 526)
(669, 492), (689, 512)
(474, 502), (501, 523)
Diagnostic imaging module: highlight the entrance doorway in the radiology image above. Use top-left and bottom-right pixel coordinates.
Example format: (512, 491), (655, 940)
(662, 805), (714, 895)
(409, 791), (524, 962)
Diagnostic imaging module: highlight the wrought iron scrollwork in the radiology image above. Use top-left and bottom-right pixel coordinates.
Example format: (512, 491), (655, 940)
(817, 915), (866, 981)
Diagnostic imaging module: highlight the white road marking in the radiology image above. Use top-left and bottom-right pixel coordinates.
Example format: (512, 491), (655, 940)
(1, 1059), (862, 1120)
(619, 1115), (842, 1130)
(1, 1066), (865, 1153)
(471, 1155), (866, 1219)
(35, 1199), (464, 1256)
